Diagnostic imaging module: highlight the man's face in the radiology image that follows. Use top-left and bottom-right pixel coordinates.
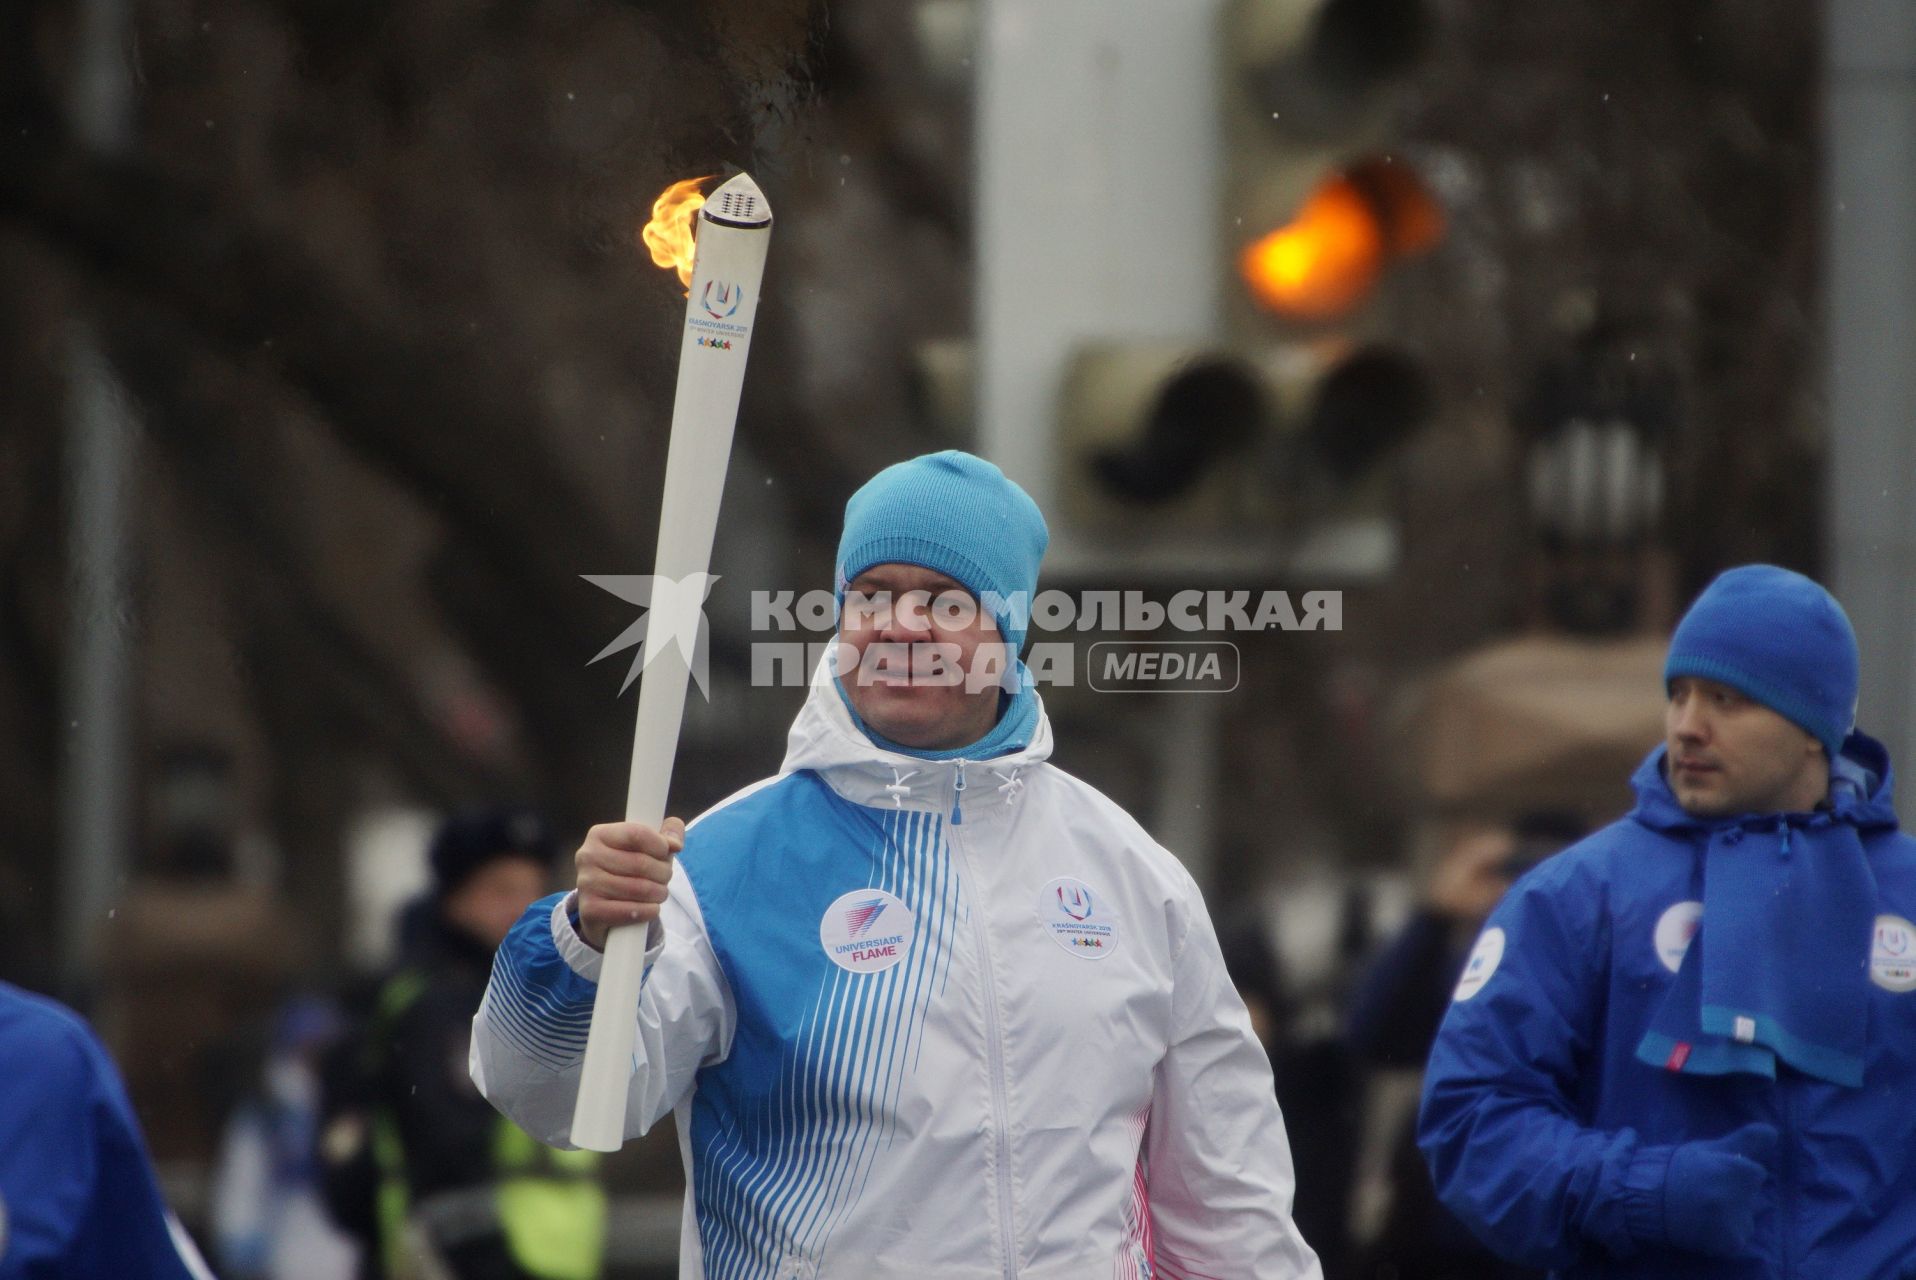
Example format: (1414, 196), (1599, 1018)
(836, 562), (1011, 752)
(1665, 676), (1829, 818)
(444, 856), (550, 950)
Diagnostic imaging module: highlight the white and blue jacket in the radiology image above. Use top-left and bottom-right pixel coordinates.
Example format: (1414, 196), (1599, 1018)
(1419, 734), (1916, 1279)
(472, 668), (1321, 1280)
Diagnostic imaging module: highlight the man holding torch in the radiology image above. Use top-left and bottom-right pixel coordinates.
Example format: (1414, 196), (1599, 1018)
(471, 450), (1322, 1278)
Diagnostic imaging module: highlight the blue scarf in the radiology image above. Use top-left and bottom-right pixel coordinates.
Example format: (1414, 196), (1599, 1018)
(832, 660), (1039, 761)
(1635, 747), (1889, 1088)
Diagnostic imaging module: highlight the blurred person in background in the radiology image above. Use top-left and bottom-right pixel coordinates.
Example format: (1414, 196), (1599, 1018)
(471, 451), (1322, 1278)
(1221, 915), (1365, 1279)
(0, 980), (214, 1279)
(1344, 813), (1584, 1280)
(1420, 566), (1916, 1277)
(321, 807), (605, 1280)
(212, 993), (359, 1280)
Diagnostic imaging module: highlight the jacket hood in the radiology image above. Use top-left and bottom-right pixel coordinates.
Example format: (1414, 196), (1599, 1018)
(780, 649), (1054, 814)
(1629, 730), (1900, 836)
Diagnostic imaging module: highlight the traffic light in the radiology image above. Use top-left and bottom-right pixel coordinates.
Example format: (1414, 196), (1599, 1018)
(1221, 0), (1440, 331)
(1057, 338), (1432, 576)
(1237, 157), (1443, 323)
(1050, 0), (1438, 577)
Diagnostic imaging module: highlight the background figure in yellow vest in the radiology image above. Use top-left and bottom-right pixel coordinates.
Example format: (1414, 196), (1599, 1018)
(352, 807), (605, 1280)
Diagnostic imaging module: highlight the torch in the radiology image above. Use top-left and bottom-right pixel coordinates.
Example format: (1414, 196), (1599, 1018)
(570, 171), (773, 1152)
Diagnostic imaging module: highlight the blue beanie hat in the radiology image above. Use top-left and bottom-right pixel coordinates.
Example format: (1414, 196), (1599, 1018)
(835, 451), (1049, 651)
(1663, 564), (1859, 759)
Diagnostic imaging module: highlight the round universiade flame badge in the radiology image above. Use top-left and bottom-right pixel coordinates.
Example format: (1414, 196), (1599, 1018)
(1653, 900), (1704, 974)
(1036, 876), (1120, 959)
(819, 888), (915, 974)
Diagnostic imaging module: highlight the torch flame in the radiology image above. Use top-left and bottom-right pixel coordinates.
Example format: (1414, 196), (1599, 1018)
(641, 176), (712, 289)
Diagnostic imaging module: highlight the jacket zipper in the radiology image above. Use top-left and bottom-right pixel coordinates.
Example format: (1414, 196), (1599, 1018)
(952, 759), (967, 824)
(947, 799), (1017, 1278)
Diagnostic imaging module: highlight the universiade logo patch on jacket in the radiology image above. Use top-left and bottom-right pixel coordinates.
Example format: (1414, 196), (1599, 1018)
(819, 889), (914, 973)
(1038, 876), (1120, 959)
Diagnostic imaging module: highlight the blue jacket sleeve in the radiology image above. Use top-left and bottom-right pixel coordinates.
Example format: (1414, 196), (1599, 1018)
(471, 887), (732, 1147)
(0, 988), (202, 1280)
(1415, 865), (1671, 1269)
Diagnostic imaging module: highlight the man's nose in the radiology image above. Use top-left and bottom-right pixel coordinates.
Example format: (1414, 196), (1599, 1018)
(1669, 697), (1708, 741)
(880, 594), (934, 639)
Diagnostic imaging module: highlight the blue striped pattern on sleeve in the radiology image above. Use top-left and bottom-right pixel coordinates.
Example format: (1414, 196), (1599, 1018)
(481, 892), (601, 1072)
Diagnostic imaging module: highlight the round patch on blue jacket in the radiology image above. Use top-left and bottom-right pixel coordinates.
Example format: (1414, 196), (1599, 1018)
(1653, 900), (1703, 974)
(1037, 877), (1119, 959)
(819, 889), (914, 973)
(1453, 927), (1505, 1002)
(1872, 914), (1916, 993)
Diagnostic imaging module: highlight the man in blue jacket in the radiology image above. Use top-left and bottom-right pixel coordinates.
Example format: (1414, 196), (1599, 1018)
(1418, 564), (1916, 1279)
(0, 980), (213, 1279)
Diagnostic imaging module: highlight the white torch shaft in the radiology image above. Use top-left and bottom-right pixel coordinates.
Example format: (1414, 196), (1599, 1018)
(571, 173), (772, 1152)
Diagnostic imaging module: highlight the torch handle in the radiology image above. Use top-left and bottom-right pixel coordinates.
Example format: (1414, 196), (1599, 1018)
(570, 176), (771, 1152)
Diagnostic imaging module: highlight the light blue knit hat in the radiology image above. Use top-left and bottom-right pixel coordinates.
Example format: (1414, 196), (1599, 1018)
(834, 451), (1049, 650)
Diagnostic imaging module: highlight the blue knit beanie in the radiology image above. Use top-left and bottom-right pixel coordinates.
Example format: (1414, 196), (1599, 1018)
(1664, 564), (1859, 759)
(835, 451), (1049, 650)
